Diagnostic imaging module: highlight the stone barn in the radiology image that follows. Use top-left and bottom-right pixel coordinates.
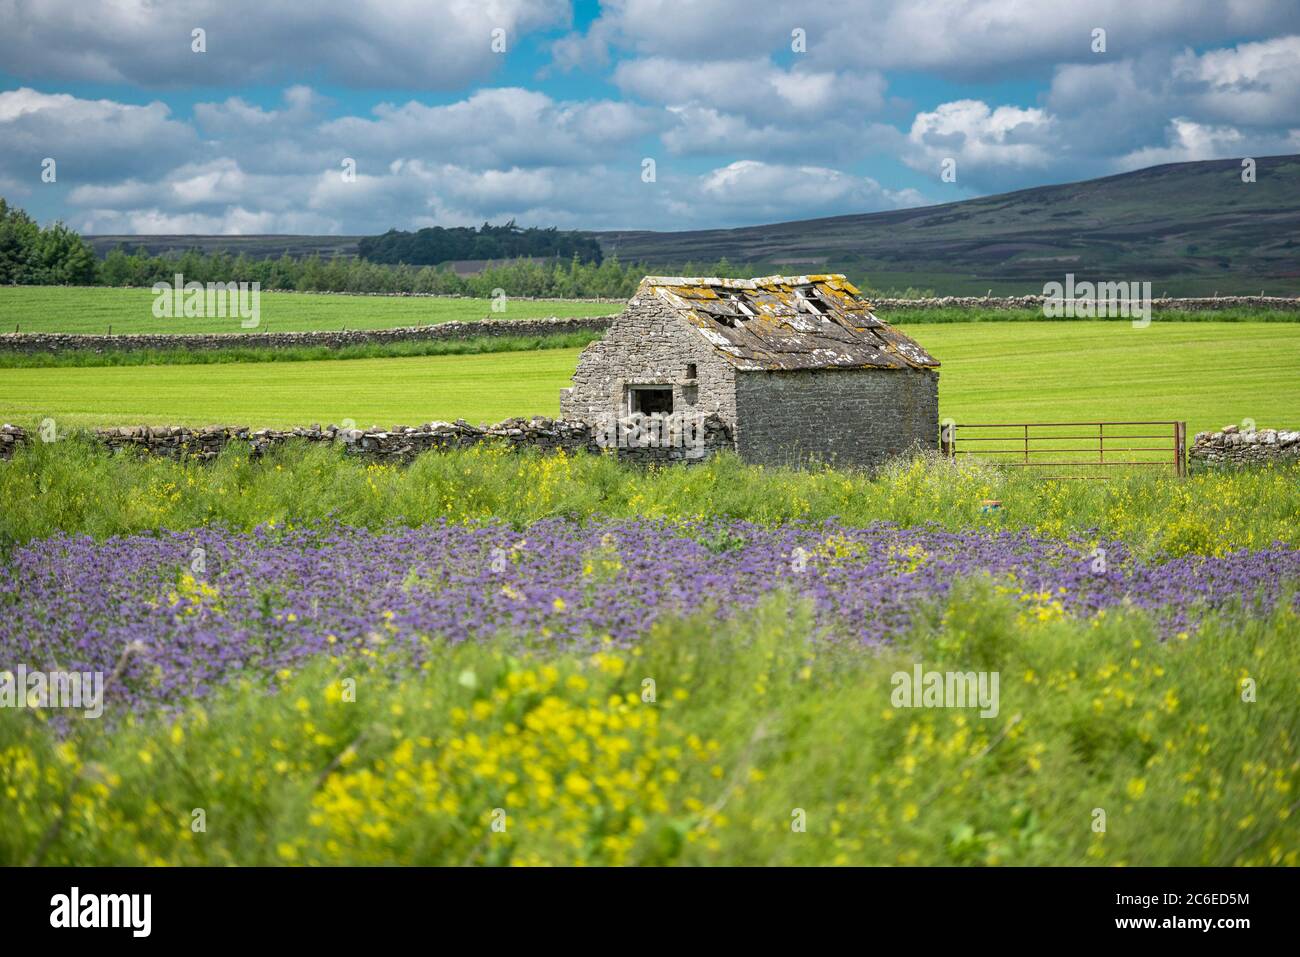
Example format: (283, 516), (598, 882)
(560, 274), (940, 468)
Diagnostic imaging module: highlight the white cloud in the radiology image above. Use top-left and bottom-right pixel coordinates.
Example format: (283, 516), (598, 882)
(76, 206), (339, 236)
(0, 0), (570, 88)
(613, 57), (885, 120)
(557, 0), (1300, 76)
(1173, 35), (1300, 126)
(902, 100), (1057, 189)
(689, 160), (926, 221)
(319, 89), (663, 169)
(1115, 118), (1300, 170)
(0, 88), (199, 186)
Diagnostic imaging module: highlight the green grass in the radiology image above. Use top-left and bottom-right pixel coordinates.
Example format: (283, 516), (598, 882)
(5, 588), (1297, 866)
(0, 286), (616, 335)
(2, 322), (1296, 437)
(0, 347), (583, 429)
(4, 440), (1298, 558)
(921, 321), (1300, 435)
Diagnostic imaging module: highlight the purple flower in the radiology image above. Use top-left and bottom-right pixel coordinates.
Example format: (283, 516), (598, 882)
(2, 519), (1296, 715)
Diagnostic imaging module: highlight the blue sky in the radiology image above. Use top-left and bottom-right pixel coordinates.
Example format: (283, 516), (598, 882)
(1, 1), (1297, 235)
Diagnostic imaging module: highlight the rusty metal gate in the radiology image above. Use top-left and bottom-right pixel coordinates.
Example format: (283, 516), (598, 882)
(941, 421), (1188, 478)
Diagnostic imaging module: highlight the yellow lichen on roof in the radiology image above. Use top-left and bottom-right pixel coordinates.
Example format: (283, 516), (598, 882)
(637, 274), (938, 373)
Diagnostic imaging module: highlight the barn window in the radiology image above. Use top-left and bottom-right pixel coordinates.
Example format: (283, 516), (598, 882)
(627, 385), (673, 415)
(685, 363), (698, 380)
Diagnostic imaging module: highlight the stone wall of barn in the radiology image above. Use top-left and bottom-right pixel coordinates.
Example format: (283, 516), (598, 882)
(731, 367), (939, 469)
(559, 294), (736, 425)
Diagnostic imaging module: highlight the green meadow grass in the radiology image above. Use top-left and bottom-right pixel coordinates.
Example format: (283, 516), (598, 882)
(4, 589), (1297, 866)
(2, 322), (1296, 437)
(4, 440), (1298, 557)
(0, 348), (583, 429)
(0, 286), (616, 335)
(919, 321), (1300, 435)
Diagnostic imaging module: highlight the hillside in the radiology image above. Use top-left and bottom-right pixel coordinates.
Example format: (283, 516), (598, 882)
(84, 234), (364, 260)
(597, 155), (1300, 295)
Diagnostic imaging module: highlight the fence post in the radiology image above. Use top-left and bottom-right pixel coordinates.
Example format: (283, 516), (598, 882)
(1175, 421), (1186, 478)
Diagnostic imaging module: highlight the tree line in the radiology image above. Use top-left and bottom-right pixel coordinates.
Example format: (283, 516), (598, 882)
(0, 197), (761, 298)
(0, 198), (98, 285)
(357, 221), (603, 266)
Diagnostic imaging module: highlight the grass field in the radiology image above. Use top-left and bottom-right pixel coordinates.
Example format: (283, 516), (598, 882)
(0, 286), (616, 335)
(4, 286), (1297, 340)
(0, 348), (583, 428)
(2, 322), (1296, 436)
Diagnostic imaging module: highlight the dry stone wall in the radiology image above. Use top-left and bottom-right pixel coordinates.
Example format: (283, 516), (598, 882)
(1189, 425), (1300, 469)
(0, 316), (616, 354)
(0, 417), (732, 465)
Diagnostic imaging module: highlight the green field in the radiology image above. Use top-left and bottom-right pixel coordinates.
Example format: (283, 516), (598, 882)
(0, 348), (583, 428)
(1, 322), (1296, 435)
(0, 286), (616, 335)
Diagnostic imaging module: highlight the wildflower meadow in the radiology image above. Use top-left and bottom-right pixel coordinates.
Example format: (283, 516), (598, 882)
(1, 441), (1297, 866)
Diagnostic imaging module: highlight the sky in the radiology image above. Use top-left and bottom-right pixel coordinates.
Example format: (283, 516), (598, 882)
(1, 0), (1298, 235)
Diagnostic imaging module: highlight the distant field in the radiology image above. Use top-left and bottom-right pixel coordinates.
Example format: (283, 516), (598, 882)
(0, 286), (616, 335)
(2, 323), (1296, 436)
(4, 287), (1296, 342)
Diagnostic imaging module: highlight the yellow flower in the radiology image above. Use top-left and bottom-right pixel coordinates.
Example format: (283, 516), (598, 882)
(564, 773), (592, 796)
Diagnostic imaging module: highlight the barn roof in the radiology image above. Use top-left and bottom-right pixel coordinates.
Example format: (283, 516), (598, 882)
(638, 275), (939, 372)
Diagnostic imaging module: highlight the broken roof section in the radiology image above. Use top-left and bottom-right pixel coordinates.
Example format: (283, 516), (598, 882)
(640, 274), (940, 372)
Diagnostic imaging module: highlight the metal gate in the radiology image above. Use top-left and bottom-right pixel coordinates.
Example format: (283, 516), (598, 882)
(941, 421), (1187, 479)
